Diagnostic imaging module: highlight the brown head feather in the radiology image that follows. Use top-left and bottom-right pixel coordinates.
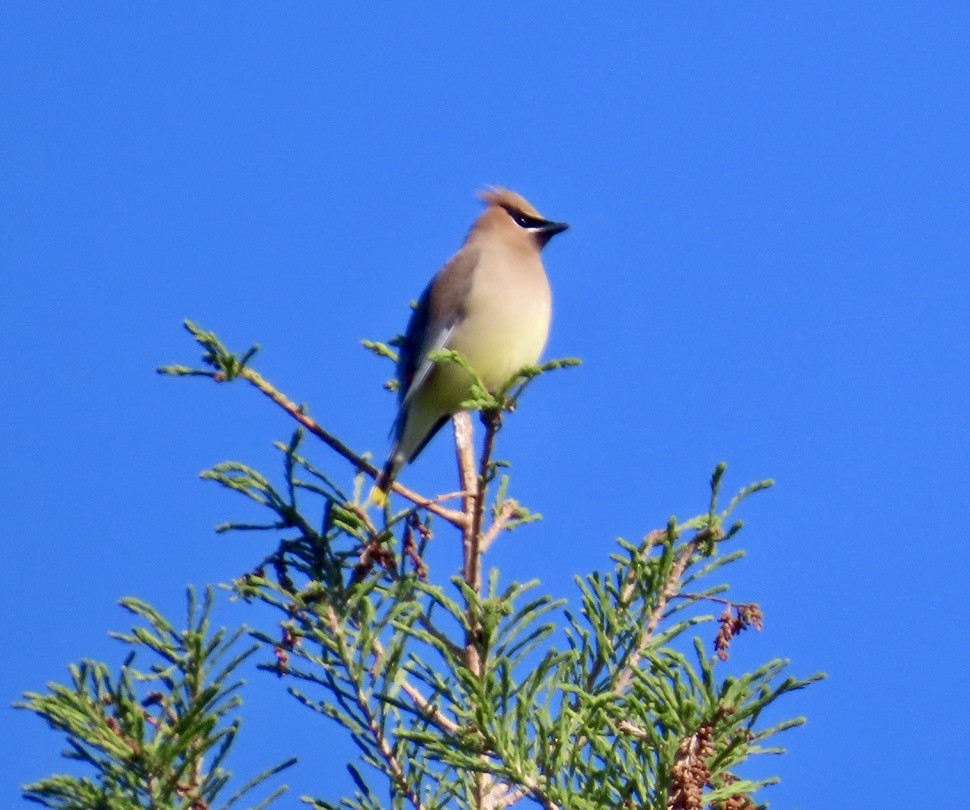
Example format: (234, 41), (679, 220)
(477, 186), (544, 219)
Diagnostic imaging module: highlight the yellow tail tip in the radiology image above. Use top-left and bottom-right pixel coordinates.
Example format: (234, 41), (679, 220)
(369, 485), (388, 507)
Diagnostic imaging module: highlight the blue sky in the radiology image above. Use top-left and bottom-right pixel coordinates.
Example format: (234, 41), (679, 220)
(2, 4), (968, 807)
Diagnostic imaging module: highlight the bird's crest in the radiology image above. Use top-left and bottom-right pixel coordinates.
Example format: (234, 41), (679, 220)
(477, 186), (543, 219)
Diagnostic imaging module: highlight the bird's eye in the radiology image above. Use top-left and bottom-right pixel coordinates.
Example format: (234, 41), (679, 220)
(505, 207), (542, 230)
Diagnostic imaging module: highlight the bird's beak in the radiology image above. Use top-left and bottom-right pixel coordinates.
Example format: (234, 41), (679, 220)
(540, 220), (569, 237)
(535, 219), (569, 247)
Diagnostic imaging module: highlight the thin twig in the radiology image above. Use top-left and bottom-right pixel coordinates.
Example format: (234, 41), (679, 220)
(239, 366), (465, 526)
(492, 779), (560, 810)
(480, 499), (519, 552)
(324, 605), (424, 809)
(416, 614), (464, 659)
(616, 719), (650, 739)
(613, 527), (721, 695)
(371, 635), (461, 736)
(398, 678), (461, 735)
(471, 410), (501, 559)
(673, 592), (751, 608)
(619, 529), (668, 605)
(582, 529), (667, 694)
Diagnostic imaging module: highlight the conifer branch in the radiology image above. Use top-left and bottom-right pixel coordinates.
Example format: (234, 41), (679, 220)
(322, 605), (424, 809)
(16, 587), (294, 808)
(613, 526), (722, 695)
(160, 320), (465, 526)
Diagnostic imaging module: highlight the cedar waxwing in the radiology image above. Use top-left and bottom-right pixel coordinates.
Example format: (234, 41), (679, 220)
(372, 187), (568, 502)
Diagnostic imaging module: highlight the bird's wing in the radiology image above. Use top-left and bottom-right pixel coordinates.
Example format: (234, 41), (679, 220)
(396, 247), (480, 411)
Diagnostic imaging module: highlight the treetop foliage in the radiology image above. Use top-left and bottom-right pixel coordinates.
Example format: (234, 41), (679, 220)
(18, 321), (823, 809)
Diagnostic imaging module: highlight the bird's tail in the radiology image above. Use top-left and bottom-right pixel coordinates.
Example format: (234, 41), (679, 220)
(369, 452), (405, 506)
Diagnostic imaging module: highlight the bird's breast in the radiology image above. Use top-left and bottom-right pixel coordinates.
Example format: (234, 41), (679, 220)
(448, 252), (552, 391)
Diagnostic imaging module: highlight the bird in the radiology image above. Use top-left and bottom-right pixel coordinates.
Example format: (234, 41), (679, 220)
(371, 187), (568, 503)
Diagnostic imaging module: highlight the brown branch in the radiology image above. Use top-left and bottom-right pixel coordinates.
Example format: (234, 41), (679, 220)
(480, 499), (520, 552)
(452, 411), (501, 810)
(580, 529), (666, 693)
(451, 408), (560, 810)
(455, 408), (504, 603)
(492, 779), (561, 810)
(619, 529), (668, 605)
(453, 412), (482, 604)
(616, 719), (650, 739)
(472, 410), (502, 547)
(398, 678), (461, 736)
(324, 605), (424, 809)
(370, 634), (461, 736)
(238, 366), (465, 526)
(452, 409), (484, 670)
(454, 413), (479, 533)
